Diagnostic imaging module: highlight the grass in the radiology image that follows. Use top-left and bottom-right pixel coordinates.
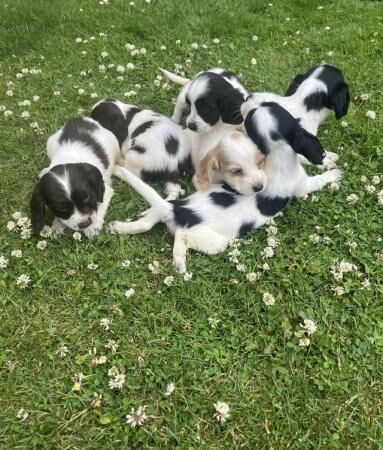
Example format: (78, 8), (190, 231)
(1, 0), (382, 448)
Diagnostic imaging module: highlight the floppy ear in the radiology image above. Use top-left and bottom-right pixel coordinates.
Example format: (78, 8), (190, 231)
(195, 147), (221, 190)
(220, 89), (245, 125)
(291, 127), (325, 165)
(83, 165), (105, 202)
(330, 82), (350, 119)
(30, 182), (46, 235)
(285, 74), (306, 96)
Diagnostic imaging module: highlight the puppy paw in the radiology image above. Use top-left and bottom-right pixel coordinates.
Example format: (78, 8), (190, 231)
(51, 219), (65, 239)
(83, 224), (102, 239)
(173, 258), (187, 274)
(108, 220), (131, 235)
(322, 151), (339, 170)
(325, 169), (343, 183)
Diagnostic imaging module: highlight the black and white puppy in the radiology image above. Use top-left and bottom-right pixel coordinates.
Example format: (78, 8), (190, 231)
(109, 102), (341, 273)
(161, 68), (248, 166)
(90, 98), (191, 200)
(30, 117), (120, 238)
(242, 64), (350, 168)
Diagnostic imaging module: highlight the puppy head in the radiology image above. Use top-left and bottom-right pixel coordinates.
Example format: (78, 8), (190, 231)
(31, 163), (104, 235)
(285, 64), (350, 119)
(196, 131), (266, 195)
(243, 102), (325, 165)
(185, 72), (245, 134)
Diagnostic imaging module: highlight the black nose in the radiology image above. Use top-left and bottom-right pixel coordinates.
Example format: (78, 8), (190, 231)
(187, 122), (198, 131)
(78, 217), (92, 229)
(253, 184), (263, 192)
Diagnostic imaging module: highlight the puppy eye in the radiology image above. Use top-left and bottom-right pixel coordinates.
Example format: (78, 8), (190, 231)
(231, 168), (243, 176)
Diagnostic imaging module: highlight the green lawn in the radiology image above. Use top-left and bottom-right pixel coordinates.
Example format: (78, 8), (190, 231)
(1, 0), (382, 448)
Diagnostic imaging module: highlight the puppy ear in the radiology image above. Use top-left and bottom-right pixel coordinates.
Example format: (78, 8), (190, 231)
(83, 165), (105, 202)
(195, 147), (221, 190)
(30, 182), (46, 235)
(285, 74), (306, 96)
(330, 82), (350, 119)
(291, 127), (325, 165)
(220, 89), (245, 125)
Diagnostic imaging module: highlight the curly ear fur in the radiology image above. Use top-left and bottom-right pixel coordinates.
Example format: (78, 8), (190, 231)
(330, 82), (350, 119)
(291, 127), (325, 165)
(195, 147), (221, 190)
(30, 182), (46, 235)
(219, 88), (245, 125)
(85, 165), (105, 202)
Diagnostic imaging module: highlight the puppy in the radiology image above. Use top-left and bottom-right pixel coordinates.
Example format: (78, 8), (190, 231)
(109, 102), (341, 273)
(90, 98), (191, 200)
(30, 117), (120, 238)
(242, 64), (350, 167)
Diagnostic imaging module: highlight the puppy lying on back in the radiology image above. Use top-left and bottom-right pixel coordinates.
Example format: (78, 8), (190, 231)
(109, 102), (341, 274)
(161, 67), (247, 156)
(30, 117), (120, 238)
(242, 64), (350, 168)
(90, 99), (191, 200)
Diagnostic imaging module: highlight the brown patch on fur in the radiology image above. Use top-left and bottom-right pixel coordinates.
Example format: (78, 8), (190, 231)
(196, 146), (226, 190)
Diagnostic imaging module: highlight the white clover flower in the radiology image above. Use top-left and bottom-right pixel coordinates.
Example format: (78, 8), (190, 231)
(301, 319), (317, 335)
(109, 372), (126, 390)
(251, 58), (257, 65)
(309, 233), (321, 244)
(72, 372), (84, 392)
(73, 232), (82, 241)
(121, 259), (131, 268)
(246, 272), (258, 283)
(126, 63), (135, 70)
(252, 35), (258, 41)
(33, 95), (40, 102)
(339, 260), (356, 273)
(93, 355), (107, 366)
(329, 181), (340, 192)
(213, 38), (220, 44)
(149, 261), (160, 274)
(75, 37), (82, 43)
(124, 288), (135, 299)
(299, 338), (310, 347)
(346, 193), (359, 205)
(106, 339), (119, 353)
(16, 408), (29, 421)
(266, 225), (278, 235)
(347, 240), (357, 250)
(378, 190), (383, 206)
(213, 401), (230, 423)
(262, 263), (270, 271)
(56, 345), (69, 358)
(78, 88), (85, 95)
(6, 90), (13, 96)
(324, 26), (330, 30)
(183, 272), (193, 281)
(16, 274), (31, 289)
(126, 406), (147, 427)
(365, 184), (376, 194)
(366, 110), (376, 120)
(360, 93), (369, 101)
(323, 236), (332, 245)
(164, 276), (174, 287)
(191, 43), (199, 49)
(164, 382), (175, 396)
(4, 110), (13, 118)
(327, 51), (334, 57)
(372, 175), (380, 185)
(360, 278), (371, 290)
(236, 263), (246, 272)
(21, 111), (30, 119)
(20, 228), (31, 240)
(11, 249), (22, 258)
(140, 47), (147, 54)
(101, 51), (108, 58)
(100, 318), (111, 331)
(17, 216), (29, 227)
(208, 317), (220, 328)
(98, 64), (106, 72)
(7, 221), (16, 231)
(261, 246), (274, 258)
(53, 91), (61, 96)
(81, 50), (87, 56)
(87, 262), (98, 270)
(116, 64), (125, 73)
(125, 43), (135, 50)
(267, 236), (278, 248)
(333, 286), (345, 296)
(36, 240), (47, 250)
(262, 292), (275, 306)
(16, 73), (23, 79)
(18, 100), (31, 107)
(341, 121), (348, 127)
(0, 255), (9, 269)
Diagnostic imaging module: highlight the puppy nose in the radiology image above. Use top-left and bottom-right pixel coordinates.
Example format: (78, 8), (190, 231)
(187, 122), (198, 131)
(252, 184), (263, 192)
(78, 217), (92, 229)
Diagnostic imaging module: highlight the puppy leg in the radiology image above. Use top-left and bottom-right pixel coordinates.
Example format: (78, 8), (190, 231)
(51, 218), (66, 238)
(171, 86), (188, 123)
(83, 185), (114, 239)
(298, 152), (339, 170)
(173, 230), (189, 273)
(165, 182), (182, 200)
(109, 209), (162, 235)
(295, 169), (343, 197)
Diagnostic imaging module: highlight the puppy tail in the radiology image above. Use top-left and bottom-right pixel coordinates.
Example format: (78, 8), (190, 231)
(113, 165), (172, 218)
(160, 68), (190, 86)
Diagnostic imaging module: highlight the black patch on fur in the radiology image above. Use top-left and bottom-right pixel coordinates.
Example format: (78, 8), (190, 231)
(131, 121), (154, 140)
(221, 183), (241, 195)
(130, 144), (146, 153)
(141, 168), (179, 183)
(238, 222), (254, 237)
(90, 100), (130, 146)
(59, 118), (109, 168)
(220, 70), (243, 84)
(170, 198), (189, 207)
(209, 191), (237, 207)
(193, 72), (245, 126)
(256, 194), (290, 216)
(185, 96), (191, 106)
(171, 203), (202, 228)
(125, 107), (142, 127)
(164, 135), (179, 155)
(244, 108), (270, 155)
(304, 92), (331, 111)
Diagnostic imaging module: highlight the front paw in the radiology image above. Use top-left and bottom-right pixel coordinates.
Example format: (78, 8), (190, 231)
(51, 219), (65, 239)
(83, 224), (102, 239)
(108, 220), (130, 235)
(322, 151), (339, 170)
(324, 169), (343, 183)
